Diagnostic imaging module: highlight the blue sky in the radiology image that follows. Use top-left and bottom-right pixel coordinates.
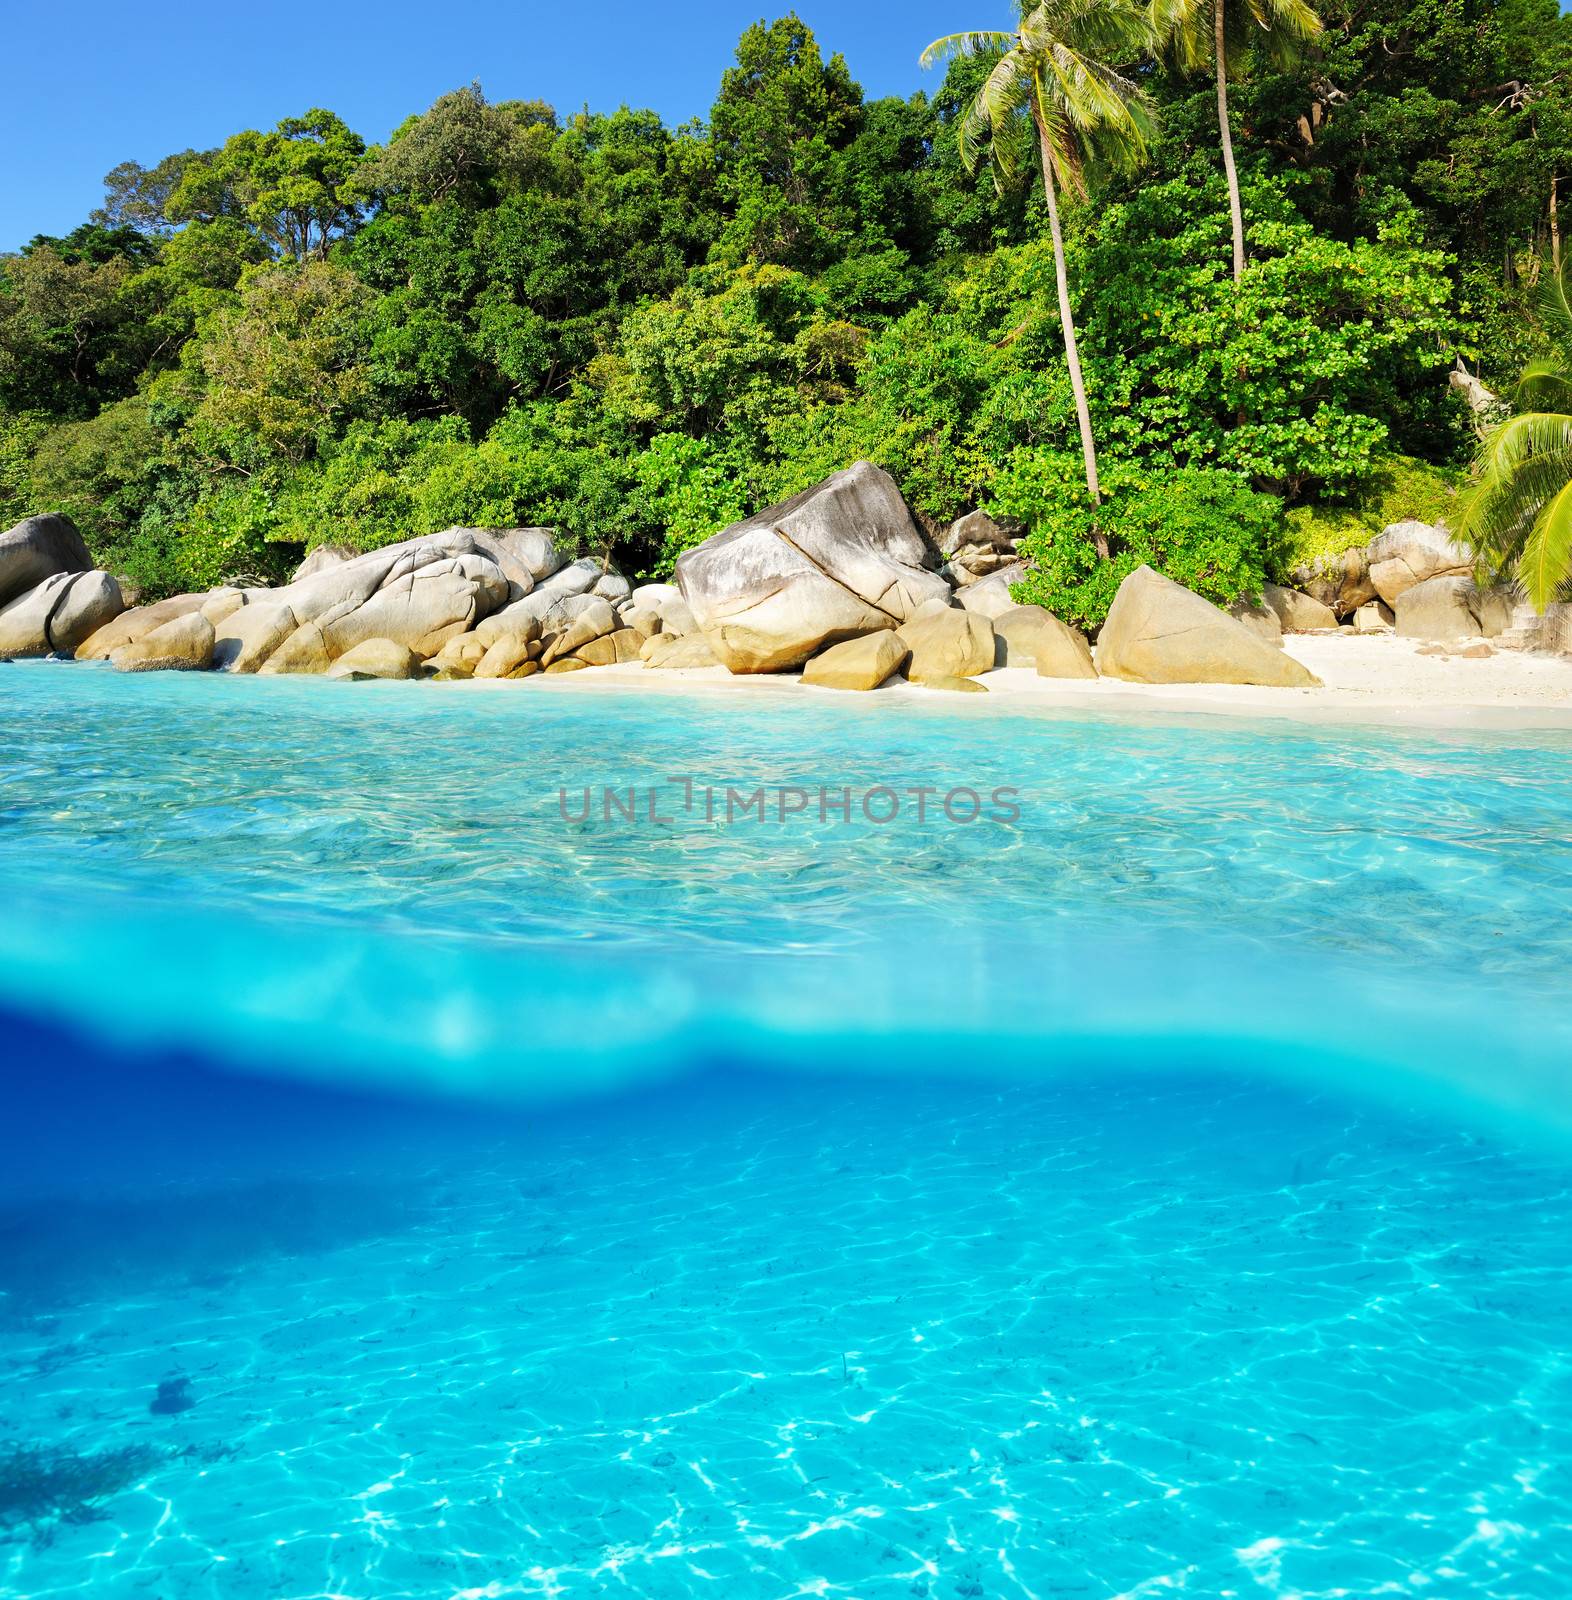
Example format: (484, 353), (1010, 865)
(2, 0), (1000, 252)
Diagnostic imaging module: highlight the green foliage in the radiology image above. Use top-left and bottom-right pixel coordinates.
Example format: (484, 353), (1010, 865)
(168, 110), (366, 260)
(1003, 461), (1282, 628)
(1070, 173), (1463, 496)
(1281, 453), (1464, 572)
(1, 7), (1564, 605)
(635, 434), (751, 574)
(1460, 256), (1572, 606)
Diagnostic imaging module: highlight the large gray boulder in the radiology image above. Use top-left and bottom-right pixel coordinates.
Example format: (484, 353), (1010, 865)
(1367, 521), (1471, 606)
(675, 463), (949, 673)
(251, 533), (512, 665)
(0, 570), (123, 658)
(1097, 566), (1321, 688)
(0, 514), (93, 608)
(1394, 576), (1512, 641)
(471, 557), (607, 646)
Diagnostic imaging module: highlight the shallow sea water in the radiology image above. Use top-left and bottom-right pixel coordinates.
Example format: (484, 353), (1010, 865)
(2, 661), (1572, 1597)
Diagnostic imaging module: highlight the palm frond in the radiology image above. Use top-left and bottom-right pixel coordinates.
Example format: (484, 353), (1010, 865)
(1457, 410), (1572, 595)
(1521, 476), (1572, 608)
(920, 30), (1016, 70)
(1538, 257), (1572, 356)
(1514, 356), (1572, 411)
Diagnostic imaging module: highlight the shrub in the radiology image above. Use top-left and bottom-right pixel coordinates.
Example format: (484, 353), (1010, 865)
(1278, 453), (1465, 576)
(999, 459), (1283, 632)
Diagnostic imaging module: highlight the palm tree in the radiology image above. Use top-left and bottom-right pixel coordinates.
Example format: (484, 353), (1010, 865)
(923, 0), (1155, 552)
(1152, 0), (1320, 282)
(1459, 258), (1572, 609)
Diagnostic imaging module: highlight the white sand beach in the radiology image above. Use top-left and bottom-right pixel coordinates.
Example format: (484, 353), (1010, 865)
(460, 631), (1572, 731)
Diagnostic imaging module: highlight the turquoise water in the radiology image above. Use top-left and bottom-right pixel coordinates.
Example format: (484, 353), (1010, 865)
(2, 659), (1572, 1596)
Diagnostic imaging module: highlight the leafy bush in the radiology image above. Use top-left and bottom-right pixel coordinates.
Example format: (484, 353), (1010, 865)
(1278, 453), (1465, 575)
(1000, 459), (1283, 631)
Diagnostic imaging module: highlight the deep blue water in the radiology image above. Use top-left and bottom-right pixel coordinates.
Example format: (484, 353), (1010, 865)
(2, 660), (1571, 1597)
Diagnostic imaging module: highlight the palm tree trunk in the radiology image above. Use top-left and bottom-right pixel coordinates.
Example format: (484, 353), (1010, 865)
(1033, 99), (1108, 559)
(1215, 0), (1246, 283)
(1552, 172), (1561, 275)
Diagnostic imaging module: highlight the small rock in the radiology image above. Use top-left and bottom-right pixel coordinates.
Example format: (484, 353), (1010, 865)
(920, 674), (989, 693)
(1263, 583), (1338, 633)
(1353, 600), (1395, 633)
(802, 630), (908, 690)
(325, 637), (422, 680)
(954, 569), (1026, 619)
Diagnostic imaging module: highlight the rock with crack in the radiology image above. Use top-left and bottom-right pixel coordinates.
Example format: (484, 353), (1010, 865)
(1394, 575), (1510, 640)
(474, 630), (543, 679)
(1367, 521), (1471, 607)
(0, 514), (93, 608)
(425, 632), (489, 676)
(111, 612), (215, 673)
(200, 587), (247, 625)
(541, 597), (616, 665)
(675, 462), (949, 672)
(641, 632), (719, 670)
(248, 533), (512, 664)
(77, 593), (209, 659)
(214, 602), (298, 673)
(898, 608), (996, 681)
(0, 570), (123, 659)
(574, 627), (644, 666)
(1097, 566), (1321, 687)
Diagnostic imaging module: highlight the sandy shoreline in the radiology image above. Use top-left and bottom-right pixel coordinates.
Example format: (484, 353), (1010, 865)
(454, 632), (1572, 732)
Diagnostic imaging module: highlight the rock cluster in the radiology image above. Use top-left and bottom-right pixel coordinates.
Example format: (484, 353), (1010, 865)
(0, 516), (126, 658)
(4, 472), (1533, 697)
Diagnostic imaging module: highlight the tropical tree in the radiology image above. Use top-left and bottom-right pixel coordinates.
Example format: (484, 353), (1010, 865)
(1151, 0), (1320, 283)
(922, 0), (1155, 553)
(1459, 257), (1572, 608)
